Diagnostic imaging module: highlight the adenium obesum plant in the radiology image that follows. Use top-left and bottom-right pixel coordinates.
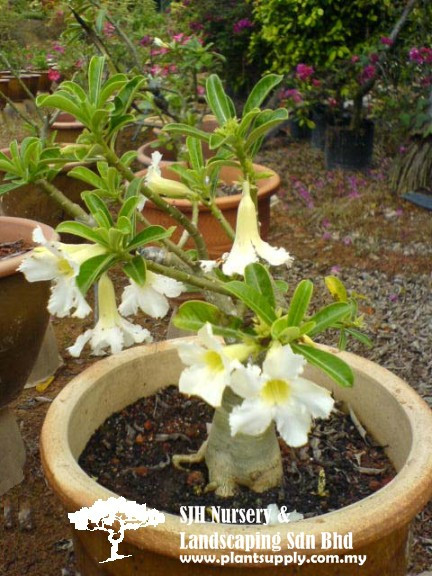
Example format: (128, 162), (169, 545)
(3, 57), (370, 498)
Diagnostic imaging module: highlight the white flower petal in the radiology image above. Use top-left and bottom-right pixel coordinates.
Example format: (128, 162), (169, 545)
(221, 239), (258, 276)
(274, 403), (311, 447)
(254, 238), (293, 267)
(18, 249), (59, 281)
(68, 330), (93, 357)
(32, 226), (47, 244)
(176, 341), (205, 367)
(229, 397), (273, 437)
(291, 377), (334, 419)
(197, 323), (223, 352)
(179, 364), (227, 407)
(230, 363), (262, 399)
(148, 271), (184, 298)
(263, 345), (305, 381)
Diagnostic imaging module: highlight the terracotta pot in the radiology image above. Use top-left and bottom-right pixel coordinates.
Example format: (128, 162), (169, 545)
(51, 112), (85, 144)
(0, 78), (9, 110)
(40, 340), (432, 575)
(0, 147), (91, 234)
(136, 115), (218, 168)
(136, 163), (280, 258)
(0, 216), (56, 494)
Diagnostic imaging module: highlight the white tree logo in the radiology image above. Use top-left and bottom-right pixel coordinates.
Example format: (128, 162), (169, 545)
(68, 497), (165, 563)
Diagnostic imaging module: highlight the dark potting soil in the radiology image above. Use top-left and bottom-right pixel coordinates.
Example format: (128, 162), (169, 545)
(0, 239), (33, 260)
(217, 183), (243, 197)
(79, 386), (396, 523)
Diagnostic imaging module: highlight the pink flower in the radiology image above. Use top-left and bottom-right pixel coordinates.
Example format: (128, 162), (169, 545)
(328, 97), (338, 108)
(75, 59), (84, 69)
(233, 18), (253, 34)
(103, 22), (115, 37)
(281, 89), (302, 104)
(52, 42), (65, 54)
(322, 231), (332, 241)
(312, 78), (321, 87)
(388, 293), (398, 303)
(409, 47), (423, 64)
(399, 146), (407, 154)
(197, 85), (205, 96)
(351, 55), (360, 63)
(342, 236), (352, 246)
(172, 33), (185, 43)
(140, 35), (152, 46)
(48, 69), (61, 82)
(295, 63), (314, 81)
(369, 53), (379, 64)
(380, 37), (393, 46)
(150, 65), (162, 76)
(330, 266), (341, 275)
(360, 65), (376, 83)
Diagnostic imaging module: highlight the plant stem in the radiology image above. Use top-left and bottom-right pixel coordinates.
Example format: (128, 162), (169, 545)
(35, 179), (93, 225)
(102, 143), (209, 259)
(145, 260), (231, 296)
(207, 199), (235, 240)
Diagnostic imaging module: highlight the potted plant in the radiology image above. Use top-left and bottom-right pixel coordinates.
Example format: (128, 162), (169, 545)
(0, 216), (56, 495)
(8, 56), (432, 574)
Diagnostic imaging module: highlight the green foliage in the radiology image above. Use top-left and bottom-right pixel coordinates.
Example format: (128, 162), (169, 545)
(249, 0), (397, 74)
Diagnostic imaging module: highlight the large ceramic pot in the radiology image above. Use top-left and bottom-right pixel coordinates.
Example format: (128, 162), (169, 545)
(0, 216), (56, 494)
(136, 163), (280, 258)
(0, 147), (91, 232)
(40, 339), (432, 575)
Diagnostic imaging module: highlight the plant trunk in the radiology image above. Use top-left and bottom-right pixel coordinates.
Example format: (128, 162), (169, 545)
(205, 388), (283, 497)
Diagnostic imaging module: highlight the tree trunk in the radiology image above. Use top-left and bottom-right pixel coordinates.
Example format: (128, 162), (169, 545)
(205, 388), (283, 497)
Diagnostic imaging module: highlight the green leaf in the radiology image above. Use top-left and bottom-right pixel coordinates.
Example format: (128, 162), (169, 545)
(56, 221), (107, 245)
(0, 181), (26, 195)
(124, 256), (146, 286)
(243, 74), (283, 115)
(291, 344), (354, 388)
(286, 279), (313, 326)
(173, 301), (222, 332)
(88, 56), (106, 106)
(163, 123), (210, 141)
(36, 93), (83, 123)
(127, 225), (175, 251)
(206, 74), (234, 125)
(225, 281), (276, 325)
(68, 166), (102, 188)
(82, 192), (113, 228)
(186, 137), (204, 171)
(245, 109), (289, 151)
(345, 328), (373, 347)
(308, 302), (353, 337)
(118, 195), (140, 221)
(76, 253), (117, 295)
(244, 262), (275, 308)
(274, 279), (289, 294)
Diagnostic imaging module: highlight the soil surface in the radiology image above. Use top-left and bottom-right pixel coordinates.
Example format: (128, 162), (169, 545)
(1, 133), (432, 576)
(80, 388), (395, 520)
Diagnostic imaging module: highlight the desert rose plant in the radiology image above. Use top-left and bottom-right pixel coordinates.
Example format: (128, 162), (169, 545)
(2, 56), (369, 497)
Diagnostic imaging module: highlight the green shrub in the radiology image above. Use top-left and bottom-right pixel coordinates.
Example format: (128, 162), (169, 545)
(248, 0), (399, 74)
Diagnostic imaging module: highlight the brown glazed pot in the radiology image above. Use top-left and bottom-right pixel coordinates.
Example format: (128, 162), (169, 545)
(0, 217), (56, 495)
(136, 163), (280, 258)
(40, 340), (432, 576)
(0, 216), (56, 407)
(51, 112), (85, 144)
(0, 147), (90, 232)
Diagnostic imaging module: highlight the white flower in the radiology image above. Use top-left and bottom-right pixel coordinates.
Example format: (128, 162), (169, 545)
(176, 323), (240, 407)
(68, 274), (152, 357)
(145, 151), (194, 199)
(119, 271), (184, 318)
(229, 344), (334, 447)
(18, 227), (105, 318)
(222, 182), (293, 276)
(199, 260), (219, 273)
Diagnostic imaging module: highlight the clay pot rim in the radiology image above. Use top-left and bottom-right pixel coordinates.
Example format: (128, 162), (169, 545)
(135, 163), (280, 211)
(0, 216), (57, 278)
(52, 112), (84, 130)
(40, 340), (432, 558)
